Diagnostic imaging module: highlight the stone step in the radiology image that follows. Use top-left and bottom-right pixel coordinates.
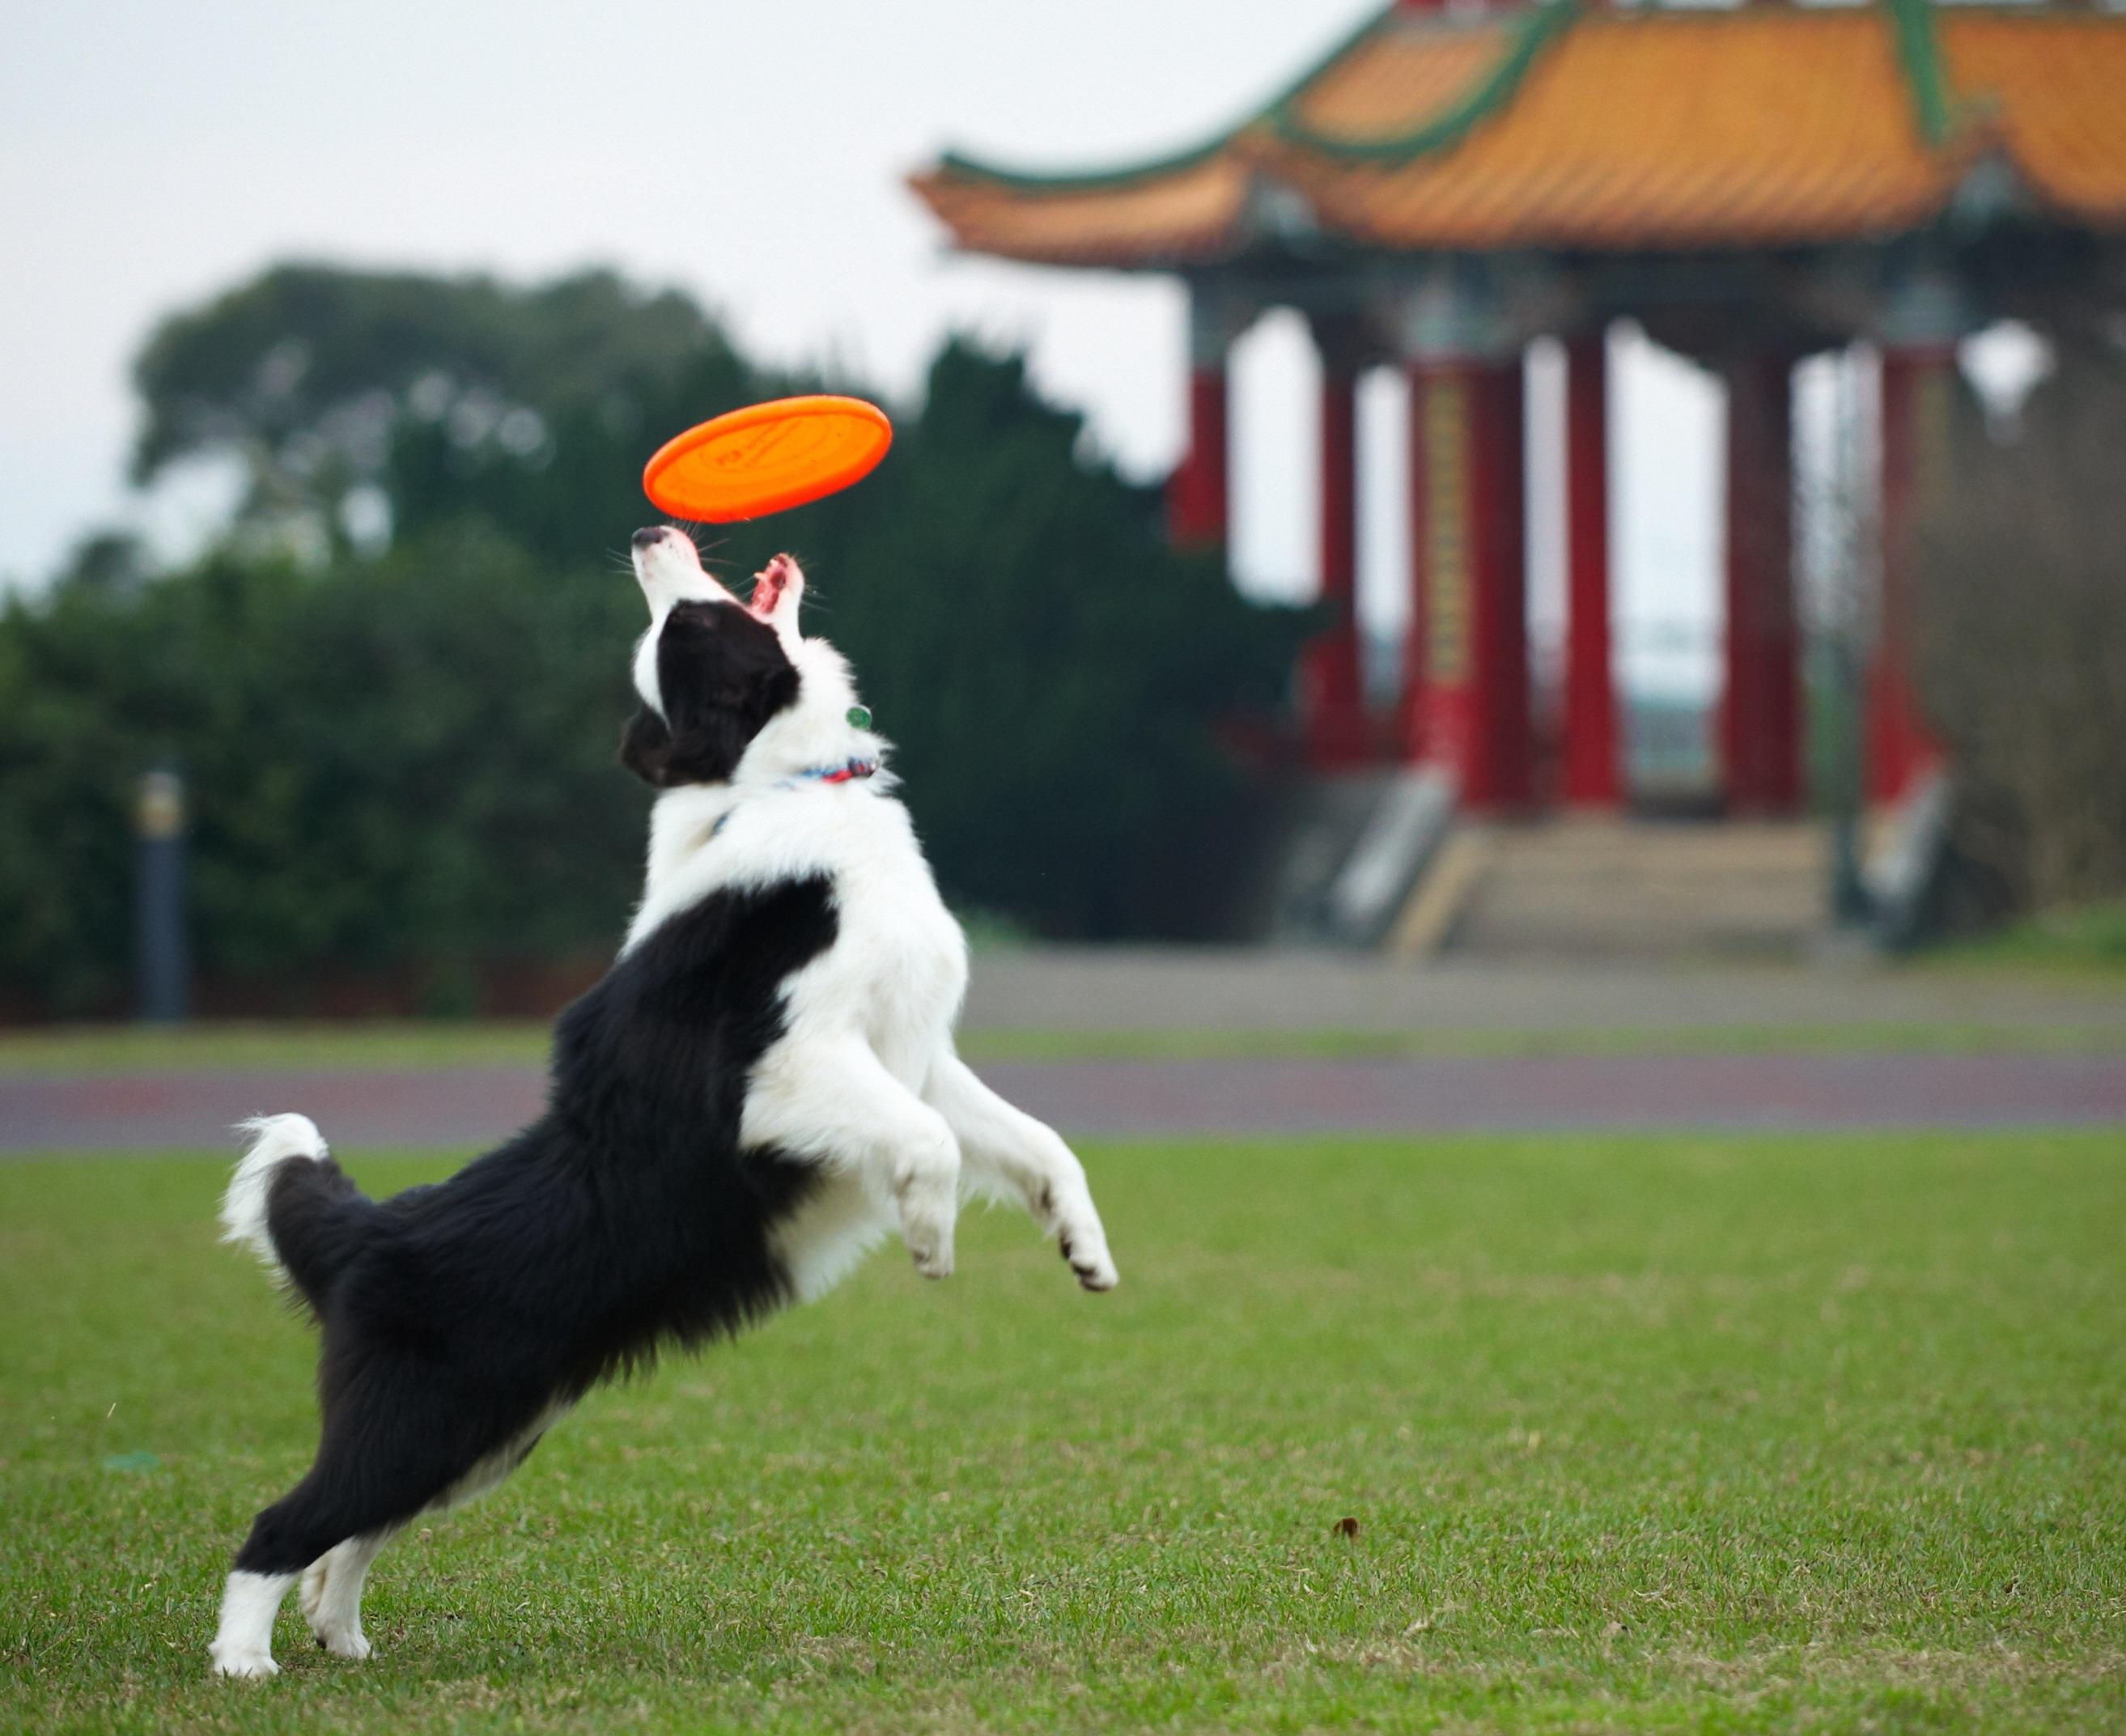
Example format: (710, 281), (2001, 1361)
(1465, 825), (1823, 868)
(1437, 818), (1827, 961)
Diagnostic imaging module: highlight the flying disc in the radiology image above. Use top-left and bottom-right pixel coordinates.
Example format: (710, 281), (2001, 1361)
(642, 395), (893, 522)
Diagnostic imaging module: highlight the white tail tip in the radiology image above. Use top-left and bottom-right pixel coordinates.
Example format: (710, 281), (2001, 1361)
(222, 1114), (328, 1270)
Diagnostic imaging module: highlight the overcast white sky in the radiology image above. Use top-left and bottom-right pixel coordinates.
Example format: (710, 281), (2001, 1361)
(7, 0), (2001, 698)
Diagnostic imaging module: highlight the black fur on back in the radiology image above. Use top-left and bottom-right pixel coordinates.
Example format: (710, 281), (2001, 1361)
(236, 876), (838, 1576)
(621, 599), (799, 788)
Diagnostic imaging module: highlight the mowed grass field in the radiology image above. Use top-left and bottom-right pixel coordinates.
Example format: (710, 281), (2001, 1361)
(4, 1017), (2125, 1074)
(2, 1134), (2122, 1733)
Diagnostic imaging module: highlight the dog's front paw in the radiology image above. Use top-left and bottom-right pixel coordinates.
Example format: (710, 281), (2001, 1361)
(902, 1206), (956, 1280)
(893, 1136), (959, 1280)
(1059, 1225), (1118, 1292)
(209, 1640), (279, 1679)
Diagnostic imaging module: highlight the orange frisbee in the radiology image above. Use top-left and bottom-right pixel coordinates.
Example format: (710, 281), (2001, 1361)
(642, 394), (893, 522)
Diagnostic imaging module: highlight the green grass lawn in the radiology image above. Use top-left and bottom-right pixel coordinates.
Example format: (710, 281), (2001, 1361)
(2, 1135), (2122, 1733)
(1929, 899), (2126, 983)
(5, 1017), (2125, 1076)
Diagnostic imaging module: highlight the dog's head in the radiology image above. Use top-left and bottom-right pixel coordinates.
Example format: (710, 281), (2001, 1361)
(622, 528), (872, 789)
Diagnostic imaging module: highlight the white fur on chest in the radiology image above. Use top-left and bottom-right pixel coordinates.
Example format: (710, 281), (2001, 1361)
(627, 779), (969, 1076)
(625, 779), (970, 1307)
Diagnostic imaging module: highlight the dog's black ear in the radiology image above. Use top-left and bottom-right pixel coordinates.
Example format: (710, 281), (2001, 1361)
(658, 722), (742, 787)
(660, 673), (797, 784)
(619, 707), (675, 787)
(628, 604), (802, 787)
(619, 689), (798, 787)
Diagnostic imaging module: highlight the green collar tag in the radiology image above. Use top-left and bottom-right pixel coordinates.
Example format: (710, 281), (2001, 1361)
(847, 706), (872, 730)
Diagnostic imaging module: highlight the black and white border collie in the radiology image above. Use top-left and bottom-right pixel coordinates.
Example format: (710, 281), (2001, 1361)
(207, 528), (1118, 1679)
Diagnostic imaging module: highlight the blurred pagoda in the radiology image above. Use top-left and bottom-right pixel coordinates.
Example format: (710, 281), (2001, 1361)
(913, 0), (2126, 822)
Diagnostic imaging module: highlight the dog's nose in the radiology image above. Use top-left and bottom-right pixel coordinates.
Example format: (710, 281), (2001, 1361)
(630, 526), (668, 550)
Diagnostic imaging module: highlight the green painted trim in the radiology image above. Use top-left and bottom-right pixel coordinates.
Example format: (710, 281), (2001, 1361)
(934, 2), (1398, 193)
(935, 139), (1226, 197)
(1886, 0), (1956, 148)
(935, 0), (2079, 202)
(1267, 0), (1579, 163)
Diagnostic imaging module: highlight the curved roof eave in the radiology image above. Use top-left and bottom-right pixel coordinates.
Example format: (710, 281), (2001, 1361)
(931, 2), (1401, 194)
(912, 2), (2126, 268)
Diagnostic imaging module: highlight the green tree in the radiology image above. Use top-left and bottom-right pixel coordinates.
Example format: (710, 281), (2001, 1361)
(0, 267), (1303, 1013)
(1918, 350), (2126, 916)
(132, 264), (759, 564)
(0, 525), (647, 1013)
(776, 342), (1300, 936)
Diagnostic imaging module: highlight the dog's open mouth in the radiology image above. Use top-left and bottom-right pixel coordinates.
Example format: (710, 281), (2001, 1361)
(749, 554), (796, 622)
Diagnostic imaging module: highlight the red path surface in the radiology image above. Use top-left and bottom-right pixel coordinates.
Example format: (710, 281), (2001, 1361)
(4, 1053), (2124, 1152)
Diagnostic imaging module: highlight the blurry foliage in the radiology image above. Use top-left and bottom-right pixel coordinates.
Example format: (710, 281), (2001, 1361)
(0, 525), (646, 1013)
(133, 265), (757, 562)
(2, 268), (1301, 1012)
(777, 344), (1300, 938)
(1917, 347), (2126, 918)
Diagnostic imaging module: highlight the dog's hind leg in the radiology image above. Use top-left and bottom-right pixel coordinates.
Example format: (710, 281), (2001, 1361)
(214, 1356), (560, 1679)
(298, 1530), (395, 1661)
(214, 1484), (421, 1675)
(212, 1464), (383, 1677)
(923, 1051), (1118, 1292)
(210, 1566), (299, 1678)
(213, 1392), (519, 1675)
(278, 1411), (553, 1669)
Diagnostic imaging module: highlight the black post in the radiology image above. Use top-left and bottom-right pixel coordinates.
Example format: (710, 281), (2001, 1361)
(135, 766), (189, 1023)
(1823, 356), (1873, 933)
(1826, 634), (1872, 929)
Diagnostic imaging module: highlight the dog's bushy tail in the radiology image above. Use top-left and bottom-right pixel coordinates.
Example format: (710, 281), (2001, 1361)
(223, 1114), (379, 1314)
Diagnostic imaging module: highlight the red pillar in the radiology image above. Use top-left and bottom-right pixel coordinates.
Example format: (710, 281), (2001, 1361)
(1873, 346), (1950, 803)
(1167, 364), (1229, 550)
(1721, 351), (1801, 814)
(1302, 339), (1368, 768)
(1562, 330), (1621, 807)
(1413, 355), (1531, 808)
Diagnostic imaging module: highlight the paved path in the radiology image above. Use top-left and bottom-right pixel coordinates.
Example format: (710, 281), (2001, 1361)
(962, 951), (2126, 1035)
(5, 1053), (2124, 1151)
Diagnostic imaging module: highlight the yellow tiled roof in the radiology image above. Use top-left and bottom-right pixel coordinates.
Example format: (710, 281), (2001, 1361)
(1284, 18), (1518, 149)
(907, 2), (2126, 265)
(1941, 13), (2126, 223)
(912, 155), (1250, 267)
